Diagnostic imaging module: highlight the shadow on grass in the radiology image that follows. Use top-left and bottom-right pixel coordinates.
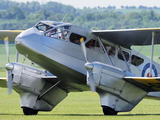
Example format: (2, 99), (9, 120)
(118, 113), (160, 116)
(1, 113), (160, 116)
(37, 113), (160, 116)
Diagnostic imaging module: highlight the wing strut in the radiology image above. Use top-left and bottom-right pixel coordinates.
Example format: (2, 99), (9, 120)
(149, 32), (155, 77)
(37, 80), (60, 100)
(15, 50), (19, 62)
(98, 36), (114, 66)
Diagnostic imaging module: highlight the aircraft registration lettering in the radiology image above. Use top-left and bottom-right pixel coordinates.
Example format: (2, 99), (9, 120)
(141, 63), (158, 77)
(133, 78), (160, 90)
(147, 83), (160, 88)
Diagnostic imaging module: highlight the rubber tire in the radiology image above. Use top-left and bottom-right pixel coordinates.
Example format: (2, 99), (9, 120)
(22, 107), (38, 115)
(102, 106), (118, 115)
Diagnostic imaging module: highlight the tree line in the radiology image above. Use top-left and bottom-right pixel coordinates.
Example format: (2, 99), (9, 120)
(0, 0), (160, 30)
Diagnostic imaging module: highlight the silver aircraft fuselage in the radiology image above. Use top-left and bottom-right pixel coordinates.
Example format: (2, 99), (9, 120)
(15, 25), (90, 92)
(15, 21), (119, 92)
(15, 21), (160, 93)
(4, 20), (160, 114)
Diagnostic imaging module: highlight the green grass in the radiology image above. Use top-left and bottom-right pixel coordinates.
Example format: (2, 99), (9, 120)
(1, 89), (160, 120)
(1, 44), (160, 119)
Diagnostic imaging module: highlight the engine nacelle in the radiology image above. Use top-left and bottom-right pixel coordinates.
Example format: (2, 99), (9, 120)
(91, 62), (147, 112)
(11, 62), (68, 111)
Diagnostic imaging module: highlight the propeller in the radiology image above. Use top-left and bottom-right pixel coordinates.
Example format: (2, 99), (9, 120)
(4, 37), (13, 95)
(81, 40), (96, 93)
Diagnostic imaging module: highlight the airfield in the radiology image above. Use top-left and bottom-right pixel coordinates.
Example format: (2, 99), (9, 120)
(1, 44), (160, 119)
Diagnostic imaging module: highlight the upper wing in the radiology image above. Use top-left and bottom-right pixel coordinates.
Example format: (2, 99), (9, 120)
(0, 30), (23, 41)
(0, 78), (7, 88)
(123, 77), (160, 92)
(92, 28), (160, 49)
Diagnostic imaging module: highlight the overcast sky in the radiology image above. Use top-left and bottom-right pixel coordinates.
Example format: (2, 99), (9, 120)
(10, 0), (160, 9)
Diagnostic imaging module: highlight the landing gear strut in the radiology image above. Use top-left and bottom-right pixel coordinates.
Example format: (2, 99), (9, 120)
(102, 106), (118, 115)
(22, 107), (38, 115)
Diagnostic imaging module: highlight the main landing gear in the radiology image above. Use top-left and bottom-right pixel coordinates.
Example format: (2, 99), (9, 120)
(22, 107), (38, 115)
(102, 106), (118, 115)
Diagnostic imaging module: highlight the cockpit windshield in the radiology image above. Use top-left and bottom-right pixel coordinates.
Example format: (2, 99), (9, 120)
(35, 21), (71, 40)
(36, 23), (49, 32)
(36, 22), (54, 32)
(35, 21), (69, 32)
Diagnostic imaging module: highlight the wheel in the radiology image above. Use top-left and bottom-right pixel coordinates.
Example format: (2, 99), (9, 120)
(102, 106), (118, 115)
(22, 107), (38, 115)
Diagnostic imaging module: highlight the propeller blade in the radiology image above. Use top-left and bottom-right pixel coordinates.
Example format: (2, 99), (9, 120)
(4, 37), (10, 63)
(81, 40), (96, 93)
(81, 40), (88, 62)
(5, 63), (14, 96)
(88, 69), (96, 93)
(7, 70), (13, 95)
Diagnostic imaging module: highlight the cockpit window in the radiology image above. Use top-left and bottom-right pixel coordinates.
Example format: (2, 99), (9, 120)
(46, 28), (58, 39)
(57, 26), (70, 40)
(45, 25), (71, 40)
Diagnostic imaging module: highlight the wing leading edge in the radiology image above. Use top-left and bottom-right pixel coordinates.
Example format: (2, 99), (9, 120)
(0, 78), (7, 88)
(92, 28), (160, 49)
(123, 77), (160, 92)
(0, 30), (23, 42)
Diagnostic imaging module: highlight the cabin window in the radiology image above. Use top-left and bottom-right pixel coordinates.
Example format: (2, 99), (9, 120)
(118, 50), (129, 61)
(131, 55), (144, 66)
(86, 39), (102, 53)
(45, 25), (71, 40)
(103, 43), (115, 56)
(70, 33), (86, 45)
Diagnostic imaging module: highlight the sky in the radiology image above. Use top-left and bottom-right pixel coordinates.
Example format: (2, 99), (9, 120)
(10, 0), (160, 9)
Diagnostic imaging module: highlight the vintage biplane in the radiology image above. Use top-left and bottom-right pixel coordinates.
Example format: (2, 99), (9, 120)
(1, 20), (160, 115)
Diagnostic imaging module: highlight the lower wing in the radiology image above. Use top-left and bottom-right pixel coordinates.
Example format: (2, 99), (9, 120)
(0, 78), (7, 88)
(123, 77), (160, 92)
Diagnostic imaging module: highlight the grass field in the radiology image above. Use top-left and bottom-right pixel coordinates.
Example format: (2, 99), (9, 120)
(1, 44), (160, 119)
(1, 89), (160, 120)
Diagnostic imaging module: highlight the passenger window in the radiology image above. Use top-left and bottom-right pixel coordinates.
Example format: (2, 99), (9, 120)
(86, 39), (102, 52)
(118, 50), (129, 61)
(103, 43), (115, 56)
(131, 55), (144, 66)
(70, 33), (86, 45)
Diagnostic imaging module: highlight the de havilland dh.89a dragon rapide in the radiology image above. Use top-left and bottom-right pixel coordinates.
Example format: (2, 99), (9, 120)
(1, 20), (160, 115)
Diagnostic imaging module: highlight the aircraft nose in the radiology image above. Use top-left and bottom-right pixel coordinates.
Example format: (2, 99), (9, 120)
(15, 35), (21, 45)
(15, 27), (41, 56)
